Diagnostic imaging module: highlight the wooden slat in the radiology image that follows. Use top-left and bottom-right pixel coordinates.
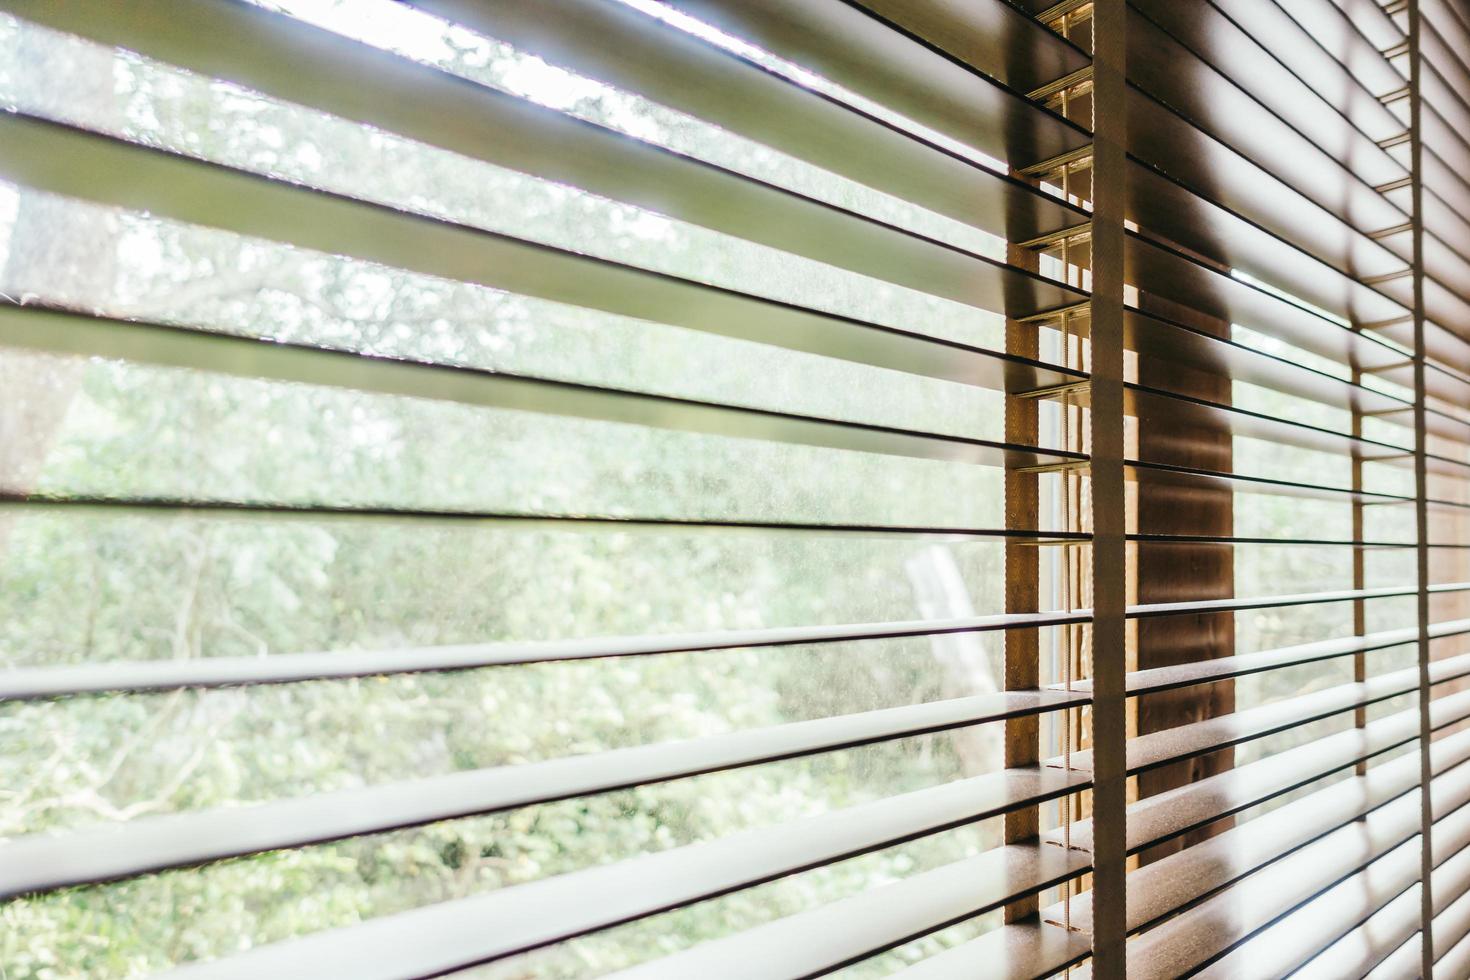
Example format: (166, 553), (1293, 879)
(158, 767), (1090, 979)
(0, 693), (1086, 897)
(605, 844), (1089, 979)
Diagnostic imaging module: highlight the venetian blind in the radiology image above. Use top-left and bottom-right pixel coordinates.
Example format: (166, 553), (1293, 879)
(0, 1), (1467, 978)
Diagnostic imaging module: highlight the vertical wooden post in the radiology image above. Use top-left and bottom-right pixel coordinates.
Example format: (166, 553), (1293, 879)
(1005, 4), (1090, 927)
(1133, 298), (1235, 862)
(1088, 0), (1128, 973)
(1003, 256), (1042, 924)
(1353, 369), (1368, 777)
(1407, 1), (1436, 975)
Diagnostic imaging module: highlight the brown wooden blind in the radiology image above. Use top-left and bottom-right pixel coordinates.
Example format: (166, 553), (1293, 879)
(0, 0), (1467, 976)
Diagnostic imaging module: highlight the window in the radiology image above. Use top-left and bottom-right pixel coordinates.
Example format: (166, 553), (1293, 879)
(1, 1), (1467, 977)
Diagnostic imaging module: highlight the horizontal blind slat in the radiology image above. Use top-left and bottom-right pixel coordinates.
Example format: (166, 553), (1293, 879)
(1126, 10), (1408, 234)
(404, 0), (1088, 181)
(1198, 781), (1470, 978)
(0, 694), (1086, 897)
(887, 921), (1091, 980)
(605, 843), (1089, 980)
(1287, 0), (1405, 65)
(1060, 619), (1470, 696)
(1126, 82), (1411, 282)
(1, 611), (1089, 700)
(0, 493), (1095, 540)
(16, 596), (1468, 702)
(1293, 883), (1422, 980)
(1212, 0), (1408, 121)
(1122, 309), (1424, 423)
(1125, 158), (1408, 326)
(659, 0), (1090, 125)
(154, 766), (1090, 979)
(847, 0), (1088, 90)
(1133, 0), (1407, 149)
(1064, 658), (1443, 776)
(0, 112), (1089, 367)
(1123, 232), (1404, 372)
(1056, 704), (1470, 856)
(1109, 763), (1470, 977)
(1440, 930), (1470, 976)
(0, 0), (1095, 320)
(1433, 880), (1470, 961)
(1125, 458), (1415, 504)
(1125, 382), (1415, 466)
(0, 304), (1081, 473)
(1365, 934), (1424, 979)
(1195, 841), (1423, 980)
